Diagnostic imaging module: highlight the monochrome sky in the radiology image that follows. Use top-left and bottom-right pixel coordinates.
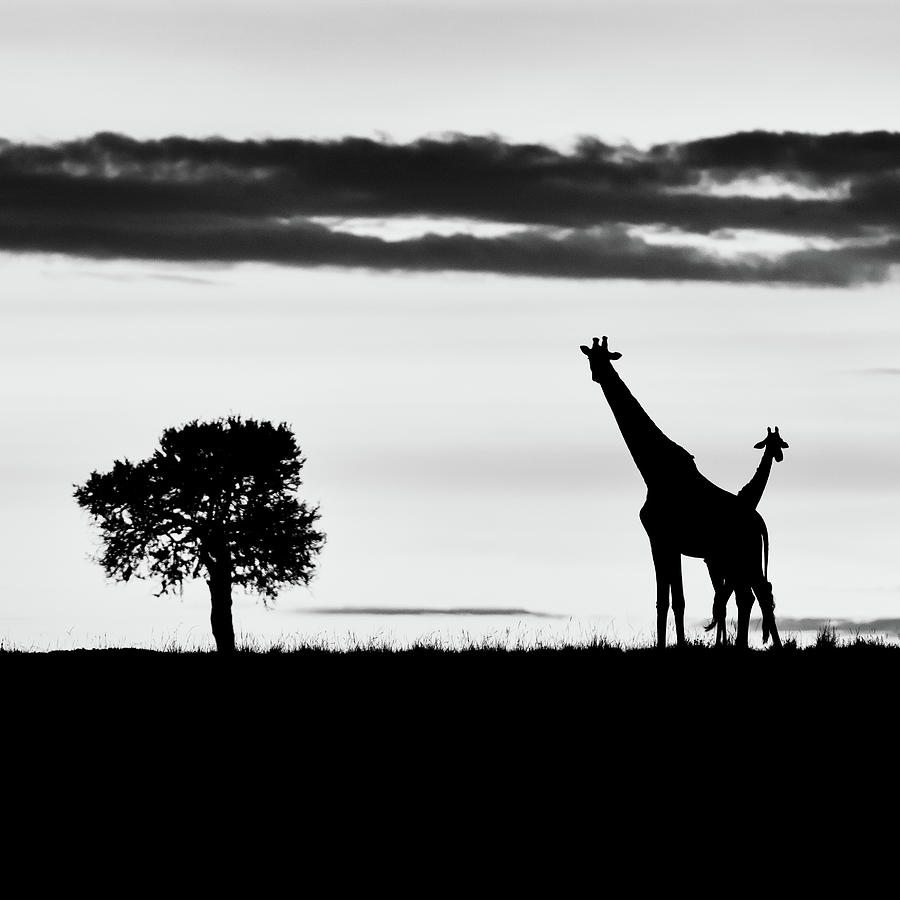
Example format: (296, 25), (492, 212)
(3, 0), (900, 647)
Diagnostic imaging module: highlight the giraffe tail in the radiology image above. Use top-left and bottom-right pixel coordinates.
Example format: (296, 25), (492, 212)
(760, 578), (776, 644)
(760, 520), (772, 643)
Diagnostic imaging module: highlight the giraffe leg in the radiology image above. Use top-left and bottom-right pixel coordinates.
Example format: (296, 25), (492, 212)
(711, 581), (732, 647)
(735, 585), (754, 649)
(670, 555), (686, 646)
(715, 588), (730, 646)
(649, 540), (672, 649)
(753, 578), (782, 649)
(705, 560), (731, 646)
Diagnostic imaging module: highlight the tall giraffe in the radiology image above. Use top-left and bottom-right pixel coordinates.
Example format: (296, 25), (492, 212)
(580, 336), (780, 649)
(706, 427), (789, 644)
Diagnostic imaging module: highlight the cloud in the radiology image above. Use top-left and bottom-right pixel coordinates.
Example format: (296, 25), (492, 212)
(0, 213), (886, 285)
(753, 617), (900, 635)
(1, 130), (899, 283)
(294, 606), (563, 618)
(669, 131), (900, 186)
(2, 131), (896, 236)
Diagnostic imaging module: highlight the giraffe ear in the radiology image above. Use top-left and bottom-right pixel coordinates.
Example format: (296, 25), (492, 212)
(754, 439), (767, 449)
(580, 345), (591, 355)
(608, 351), (622, 360)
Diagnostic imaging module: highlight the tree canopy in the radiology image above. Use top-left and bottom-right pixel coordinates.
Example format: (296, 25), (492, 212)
(74, 417), (325, 651)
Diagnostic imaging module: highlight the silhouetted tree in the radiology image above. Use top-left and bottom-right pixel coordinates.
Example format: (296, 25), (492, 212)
(74, 417), (325, 653)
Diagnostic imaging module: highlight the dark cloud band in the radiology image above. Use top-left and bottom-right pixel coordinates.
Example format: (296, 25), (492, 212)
(0, 213), (888, 286)
(1, 130), (898, 284)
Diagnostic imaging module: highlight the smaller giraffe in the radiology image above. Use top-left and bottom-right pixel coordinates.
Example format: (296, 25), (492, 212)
(706, 427), (789, 645)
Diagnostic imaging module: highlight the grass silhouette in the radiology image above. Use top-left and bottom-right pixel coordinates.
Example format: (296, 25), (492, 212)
(2, 622), (895, 656)
(3, 625), (894, 799)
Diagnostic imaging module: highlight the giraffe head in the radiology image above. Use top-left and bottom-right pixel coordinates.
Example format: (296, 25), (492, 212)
(754, 426), (789, 463)
(579, 336), (621, 382)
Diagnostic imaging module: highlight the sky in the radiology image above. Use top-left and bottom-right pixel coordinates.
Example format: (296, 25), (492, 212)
(3, 0), (899, 143)
(2, 0), (900, 648)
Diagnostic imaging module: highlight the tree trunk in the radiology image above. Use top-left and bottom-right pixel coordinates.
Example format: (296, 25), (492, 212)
(208, 565), (235, 654)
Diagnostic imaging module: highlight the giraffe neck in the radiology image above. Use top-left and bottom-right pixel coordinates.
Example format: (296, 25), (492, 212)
(593, 358), (696, 487)
(737, 450), (774, 509)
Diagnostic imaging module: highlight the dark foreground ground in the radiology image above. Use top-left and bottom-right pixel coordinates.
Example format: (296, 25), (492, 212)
(4, 637), (895, 868)
(5, 635), (897, 735)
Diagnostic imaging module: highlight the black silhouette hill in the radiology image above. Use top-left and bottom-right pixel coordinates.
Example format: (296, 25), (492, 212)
(3, 638), (895, 844)
(3, 635), (896, 732)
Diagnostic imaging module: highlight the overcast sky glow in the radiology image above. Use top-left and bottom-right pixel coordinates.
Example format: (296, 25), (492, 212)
(3, 0), (900, 144)
(2, 0), (900, 648)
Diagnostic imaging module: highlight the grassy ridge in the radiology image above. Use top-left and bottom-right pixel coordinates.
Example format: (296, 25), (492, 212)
(3, 630), (896, 714)
(4, 632), (895, 802)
